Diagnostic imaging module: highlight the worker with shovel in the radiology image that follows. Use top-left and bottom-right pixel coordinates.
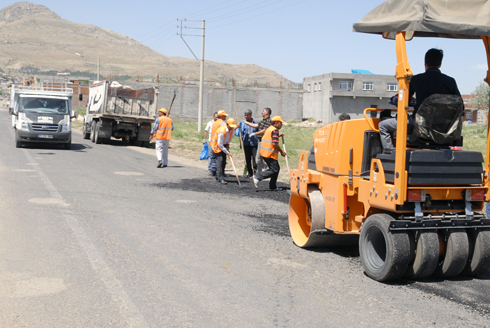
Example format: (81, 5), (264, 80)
(253, 116), (286, 191)
(211, 118), (237, 185)
(208, 110), (228, 176)
(150, 108), (173, 168)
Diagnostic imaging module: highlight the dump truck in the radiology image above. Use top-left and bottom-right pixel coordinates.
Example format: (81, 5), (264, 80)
(10, 84), (77, 149)
(83, 81), (159, 146)
(288, 0), (490, 282)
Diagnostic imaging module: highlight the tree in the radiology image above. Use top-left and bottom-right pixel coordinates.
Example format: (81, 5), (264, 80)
(469, 81), (490, 112)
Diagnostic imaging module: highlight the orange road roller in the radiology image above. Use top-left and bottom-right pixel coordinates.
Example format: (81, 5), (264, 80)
(288, 1), (490, 282)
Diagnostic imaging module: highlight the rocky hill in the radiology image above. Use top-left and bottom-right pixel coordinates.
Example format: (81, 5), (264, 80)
(0, 2), (295, 87)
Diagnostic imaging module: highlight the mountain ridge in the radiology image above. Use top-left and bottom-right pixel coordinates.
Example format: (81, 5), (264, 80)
(0, 2), (295, 87)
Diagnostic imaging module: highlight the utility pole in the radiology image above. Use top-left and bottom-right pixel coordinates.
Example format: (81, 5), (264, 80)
(178, 19), (205, 132)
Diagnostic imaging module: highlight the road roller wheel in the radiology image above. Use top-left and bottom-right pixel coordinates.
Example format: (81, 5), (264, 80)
(288, 185), (358, 248)
(359, 213), (410, 282)
(404, 230), (439, 279)
(433, 229), (469, 278)
(462, 229), (490, 276)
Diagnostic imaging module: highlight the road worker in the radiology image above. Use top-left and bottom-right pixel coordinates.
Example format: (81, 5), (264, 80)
(211, 117), (237, 185)
(150, 108), (173, 168)
(253, 116), (286, 191)
(244, 107), (272, 173)
(208, 110), (228, 176)
(236, 109), (259, 178)
(203, 112), (218, 174)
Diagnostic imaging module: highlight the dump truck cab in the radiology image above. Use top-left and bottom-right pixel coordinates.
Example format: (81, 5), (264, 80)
(289, 0), (490, 282)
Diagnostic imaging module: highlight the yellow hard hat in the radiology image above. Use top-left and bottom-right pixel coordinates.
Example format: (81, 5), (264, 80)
(158, 108), (167, 114)
(272, 115), (285, 123)
(226, 118), (237, 128)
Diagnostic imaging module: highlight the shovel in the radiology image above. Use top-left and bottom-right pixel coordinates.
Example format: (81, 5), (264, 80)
(281, 135), (290, 173)
(229, 155), (241, 186)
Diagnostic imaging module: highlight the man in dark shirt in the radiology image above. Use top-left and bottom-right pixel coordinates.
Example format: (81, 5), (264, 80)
(244, 107), (272, 173)
(379, 48), (461, 151)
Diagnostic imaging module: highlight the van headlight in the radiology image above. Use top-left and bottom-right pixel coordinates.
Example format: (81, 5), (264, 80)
(60, 120), (71, 132)
(18, 118), (29, 131)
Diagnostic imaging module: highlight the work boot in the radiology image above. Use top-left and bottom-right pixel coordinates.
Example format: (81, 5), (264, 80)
(219, 180), (228, 185)
(157, 161), (163, 168)
(162, 165), (167, 168)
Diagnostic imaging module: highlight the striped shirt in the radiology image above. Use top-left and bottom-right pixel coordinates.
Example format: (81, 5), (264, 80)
(257, 117), (272, 141)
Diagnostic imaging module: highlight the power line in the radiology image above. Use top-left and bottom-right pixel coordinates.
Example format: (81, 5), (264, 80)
(208, 0), (308, 29)
(206, 0), (281, 22)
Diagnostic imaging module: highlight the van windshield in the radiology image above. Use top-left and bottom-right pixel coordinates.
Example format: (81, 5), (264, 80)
(20, 97), (69, 115)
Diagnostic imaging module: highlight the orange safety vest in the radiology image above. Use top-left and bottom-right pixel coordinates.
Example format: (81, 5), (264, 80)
(154, 116), (172, 140)
(211, 125), (233, 153)
(260, 125), (279, 160)
(210, 119), (224, 140)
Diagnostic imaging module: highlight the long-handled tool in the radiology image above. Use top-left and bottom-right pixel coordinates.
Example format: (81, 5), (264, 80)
(229, 155), (241, 186)
(281, 135), (290, 173)
(166, 89), (177, 117)
(235, 105), (249, 176)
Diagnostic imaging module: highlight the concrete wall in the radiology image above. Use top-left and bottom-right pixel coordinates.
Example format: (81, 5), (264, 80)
(125, 82), (303, 122)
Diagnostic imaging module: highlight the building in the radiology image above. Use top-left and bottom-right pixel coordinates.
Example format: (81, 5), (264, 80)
(461, 94), (486, 125)
(303, 71), (398, 123)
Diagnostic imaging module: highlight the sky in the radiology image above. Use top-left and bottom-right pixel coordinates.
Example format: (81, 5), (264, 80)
(2, 0), (489, 94)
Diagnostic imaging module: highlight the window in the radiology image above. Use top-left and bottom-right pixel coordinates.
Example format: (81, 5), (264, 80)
(314, 83), (318, 91)
(339, 81), (352, 90)
(466, 111), (473, 120)
(307, 84), (311, 92)
(387, 83), (398, 91)
(318, 82), (322, 91)
(363, 82), (373, 90)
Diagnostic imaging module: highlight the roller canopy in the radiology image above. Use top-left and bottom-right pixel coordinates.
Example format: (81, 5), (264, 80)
(353, 0), (490, 39)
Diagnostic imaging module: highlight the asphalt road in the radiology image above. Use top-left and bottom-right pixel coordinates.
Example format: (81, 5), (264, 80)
(0, 106), (489, 327)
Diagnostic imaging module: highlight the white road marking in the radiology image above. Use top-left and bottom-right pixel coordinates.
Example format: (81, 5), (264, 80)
(22, 150), (148, 327)
(114, 172), (144, 176)
(28, 198), (68, 206)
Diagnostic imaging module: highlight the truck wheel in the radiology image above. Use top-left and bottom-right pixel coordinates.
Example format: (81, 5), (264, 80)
(433, 229), (469, 278)
(83, 121), (90, 139)
(15, 129), (22, 148)
(462, 229), (490, 276)
(404, 230), (439, 279)
(95, 121), (102, 144)
(360, 213), (410, 282)
(90, 121), (96, 142)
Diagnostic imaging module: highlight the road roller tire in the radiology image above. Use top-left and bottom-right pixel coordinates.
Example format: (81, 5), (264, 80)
(288, 185), (358, 248)
(462, 229), (490, 276)
(433, 229), (469, 278)
(404, 230), (439, 279)
(359, 213), (410, 282)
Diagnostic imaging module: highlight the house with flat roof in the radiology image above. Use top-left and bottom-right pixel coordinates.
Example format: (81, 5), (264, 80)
(303, 71), (398, 123)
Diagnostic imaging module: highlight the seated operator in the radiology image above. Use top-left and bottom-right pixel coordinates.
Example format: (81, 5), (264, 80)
(378, 48), (462, 153)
